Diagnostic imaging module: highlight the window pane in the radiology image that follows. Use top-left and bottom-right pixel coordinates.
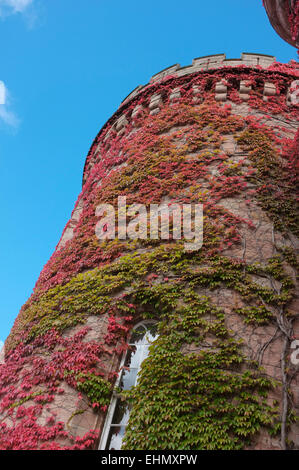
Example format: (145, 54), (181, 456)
(144, 324), (158, 344)
(111, 399), (130, 426)
(106, 426), (126, 450)
(142, 344), (151, 361)
(119, 367), (138, 390)
(129, 325), (146, 345)
(100, 322), (158, 450)
(124, 345), (143, 369)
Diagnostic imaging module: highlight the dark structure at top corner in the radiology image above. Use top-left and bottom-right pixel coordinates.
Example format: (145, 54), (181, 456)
(264, 0), (299, 48)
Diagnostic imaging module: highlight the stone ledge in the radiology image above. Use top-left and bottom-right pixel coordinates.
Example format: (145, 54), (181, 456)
(121, 53), (276, 105)
(82, 53), (298, 185)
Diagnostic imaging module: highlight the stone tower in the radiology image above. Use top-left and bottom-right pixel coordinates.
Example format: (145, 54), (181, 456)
(0, 52), (298, 450)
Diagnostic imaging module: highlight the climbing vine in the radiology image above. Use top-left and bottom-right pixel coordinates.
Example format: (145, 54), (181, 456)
(0, 62), (298, 450)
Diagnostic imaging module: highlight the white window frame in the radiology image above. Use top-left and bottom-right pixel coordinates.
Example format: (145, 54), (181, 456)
(98, 320), (157, 450)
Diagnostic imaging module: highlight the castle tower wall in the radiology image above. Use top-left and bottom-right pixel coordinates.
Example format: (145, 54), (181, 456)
(0, 54), (298, 450)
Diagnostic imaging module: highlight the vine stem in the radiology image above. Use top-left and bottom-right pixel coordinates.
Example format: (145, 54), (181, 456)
(257, 327), (280, 366)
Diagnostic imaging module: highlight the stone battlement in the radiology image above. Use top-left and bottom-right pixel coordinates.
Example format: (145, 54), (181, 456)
(82, 53), (298, 185)
(121, 53), (276, 105)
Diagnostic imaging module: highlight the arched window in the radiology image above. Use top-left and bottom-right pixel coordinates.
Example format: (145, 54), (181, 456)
(99, 320), (158, 450)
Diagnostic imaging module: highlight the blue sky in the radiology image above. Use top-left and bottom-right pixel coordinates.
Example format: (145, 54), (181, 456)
(0, 0), (297, 345)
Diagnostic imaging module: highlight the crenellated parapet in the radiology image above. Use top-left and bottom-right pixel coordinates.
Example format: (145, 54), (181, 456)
(82, 53), (298, 185)
(121, 53), (276, 105)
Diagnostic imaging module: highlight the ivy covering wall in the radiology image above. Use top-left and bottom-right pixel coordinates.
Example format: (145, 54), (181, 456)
(0, 62), (298, 450)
